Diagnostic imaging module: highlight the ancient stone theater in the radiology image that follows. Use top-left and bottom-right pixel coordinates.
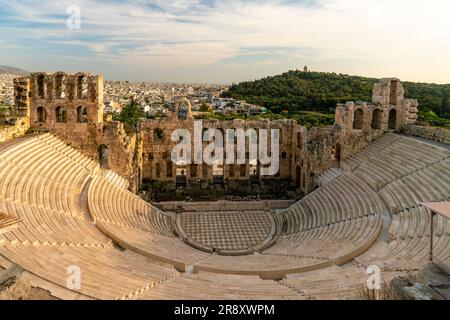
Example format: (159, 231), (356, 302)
(0, 72), (449, 299)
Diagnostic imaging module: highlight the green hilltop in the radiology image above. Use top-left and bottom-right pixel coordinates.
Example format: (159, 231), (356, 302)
(222, 70), (450, 128)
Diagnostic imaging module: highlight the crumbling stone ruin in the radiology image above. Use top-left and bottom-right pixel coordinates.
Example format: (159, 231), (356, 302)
(18, 72), (139, 190)
(12, 73), (418, 196)
(1, 72), (449, 300)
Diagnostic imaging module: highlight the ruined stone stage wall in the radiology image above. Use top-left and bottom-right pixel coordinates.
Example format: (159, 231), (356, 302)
(139, 116), (300, 195)
(16, 73), (422, 197)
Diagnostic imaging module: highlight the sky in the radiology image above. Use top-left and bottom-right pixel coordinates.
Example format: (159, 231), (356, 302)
(1, 0), (450, 84)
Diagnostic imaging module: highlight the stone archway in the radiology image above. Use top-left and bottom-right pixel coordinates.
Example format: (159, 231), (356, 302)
(55, 73), (66, 99)
(371, 109), (383, 130)
(98, 144), (109, 169)
(55, 106), (67, 123)
(175, 98), (193, 120)
(76, 74), (88, 99)
(37, 74), (45, 98)
(176, 162), (187, 187)
(37, 107), (47, 123)
(295, 166), (301, 189)
(388, 109), (397, 130)
(213, 160), (224, 185)
(332, 144), (341, 162)
(77, 106), (88, 123)
(353, 109), (364, 130)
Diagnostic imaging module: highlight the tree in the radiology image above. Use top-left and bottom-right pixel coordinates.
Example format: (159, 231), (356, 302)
(113, 101), (144, 133)
(200, 102), (211, 112)
(441, 93), (449, 116)
(221, 69), (450, 127)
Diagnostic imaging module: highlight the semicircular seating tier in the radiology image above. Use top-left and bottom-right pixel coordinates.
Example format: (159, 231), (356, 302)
(87, 169), (385, 278)
(0, 132), (449, 300)
(341, 133), (450, 272)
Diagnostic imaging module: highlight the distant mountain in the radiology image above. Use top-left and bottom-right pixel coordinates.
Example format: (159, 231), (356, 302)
(0, 65), (29, 76)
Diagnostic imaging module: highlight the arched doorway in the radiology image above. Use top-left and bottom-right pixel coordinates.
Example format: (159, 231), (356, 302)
(77, 106), (88, 123)
(249, 159), (259, 184)
(332, 144), (341, 162)
(239, 164), (246, 178)
(213, 160), (224, 185)
(166, 162), (173, 178)
(353, 109), (364, 130)
(77, 75), (88, 99)
(153, 128), (164, 143)
(295, 166), (301, 189)
(155, 163), (161, 179)
(98, 145), (109, 168)
(388, 109), (397, 130)
(37, 107), (46, 123)
(175, 98), (192, 120)
(176, 163), (187, 187)
(37, 75), (45, 98)
(55, 106), (67, 123)
(55, 74), (66, 99)
(371, 109), (383, 130)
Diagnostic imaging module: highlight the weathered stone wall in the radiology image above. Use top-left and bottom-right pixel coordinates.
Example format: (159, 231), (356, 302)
(13, 77), (30, 118)
(23, 72), (139, 187)
(335, 101), (385, 160)
(402, 124), (450, 144)
(139, 114), (298, 194)
(13, 74), (424, 197)
(300, 126), (339, 194)
(0, 117), (30, 144)
(335, 78), (418, 161)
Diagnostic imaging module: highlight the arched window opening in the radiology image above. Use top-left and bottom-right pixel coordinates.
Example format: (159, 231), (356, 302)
(55, 74), (66, 99)
(202, 165), (208, 178)
(240, 164), (246, 178)
(332, 144), (341, 162)
(155, 163), (161, 179)
(166, 162), (173, 178)
(353, 109), (364, 130)
(37, 75), (45, 98)
(295, 166), (301, 189)
(77, 106), (88, 123)
(249, 159), (259, 184)
(371, 109), (383, 130)
(98, 145), (109, 169)
(190, 164), (198, 178)
(178, 101), (189, 120)
(77, 75), (88, 99)
(213, 161), (224, 185)
(388, 109), (397, 130)
(176, 164), (187, 186)
(37, 107), (46, 123)
(55, 106), (67, 123)
(154, 128), (164, 143)
(228, 165), (235, 178)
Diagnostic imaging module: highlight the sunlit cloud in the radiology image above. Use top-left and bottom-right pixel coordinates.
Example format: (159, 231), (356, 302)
(0, 0), (449, 83)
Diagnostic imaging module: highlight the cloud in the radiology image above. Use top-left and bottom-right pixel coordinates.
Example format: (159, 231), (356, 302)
(0, 0), (449, 83)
